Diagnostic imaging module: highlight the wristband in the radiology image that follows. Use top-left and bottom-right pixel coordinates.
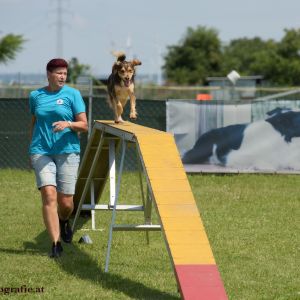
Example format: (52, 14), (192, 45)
(67, 121), (73, 129)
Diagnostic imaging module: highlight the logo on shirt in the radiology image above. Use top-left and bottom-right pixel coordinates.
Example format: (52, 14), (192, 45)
(56, 99), (64, 105)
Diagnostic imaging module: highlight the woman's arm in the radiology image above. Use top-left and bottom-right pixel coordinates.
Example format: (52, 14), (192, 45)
(71, 112), (88, 132)
(52, 112), (88, 133)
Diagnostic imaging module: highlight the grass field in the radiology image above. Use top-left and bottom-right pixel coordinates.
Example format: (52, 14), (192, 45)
(0, 169), (299, 299)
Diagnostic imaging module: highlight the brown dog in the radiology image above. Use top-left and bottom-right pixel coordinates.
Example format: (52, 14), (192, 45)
(106, 51), (142, 123)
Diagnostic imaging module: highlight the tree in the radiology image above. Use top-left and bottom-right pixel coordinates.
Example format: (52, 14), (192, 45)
(215, 29), (300, 86)
(163, 26), (300, 86)
(278, 28), (300, 58)
(249, 48), (285, 84)
(221, 37), (276, 74)
(274, 29), (300, 85)
(67, 57), (90, 84)
(0, 34), (25, 64)
(162, 26), (222, 85)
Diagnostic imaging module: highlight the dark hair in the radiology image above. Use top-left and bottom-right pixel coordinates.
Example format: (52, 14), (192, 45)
(46, 58), (68, 72)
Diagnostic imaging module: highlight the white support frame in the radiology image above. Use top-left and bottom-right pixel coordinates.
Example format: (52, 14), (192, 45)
(72, 128), (161, 273)
(72, 130), (105, 232)
(79, 137), (144, 215)
(90, 180), (96, 230)
(109, 140), (116, 207)
(105, 139), (127, 272)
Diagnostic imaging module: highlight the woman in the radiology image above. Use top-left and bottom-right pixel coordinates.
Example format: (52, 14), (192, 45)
(29, 58), (88, 258)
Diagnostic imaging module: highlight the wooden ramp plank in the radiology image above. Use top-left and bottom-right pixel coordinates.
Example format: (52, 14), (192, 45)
(74, 121), (228, 300)
(147, 168), (187, 180)
(153, 191), (196, 205)
(175, 265), (228, 300)
(156, 204), (200, 217)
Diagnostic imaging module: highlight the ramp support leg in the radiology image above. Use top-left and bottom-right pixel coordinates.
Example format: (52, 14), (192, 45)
(136, 144), (153, 244)
(105, 139), (126, 272)
(72, 130), (104, 232)
(109, 140), (116, 207)
(91, 180), (96, 230)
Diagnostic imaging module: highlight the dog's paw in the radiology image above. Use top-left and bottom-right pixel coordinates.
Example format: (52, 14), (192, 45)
(130, 112), (137, 120)
(130, 117), (137, 121)
(115, 117), (124, 124)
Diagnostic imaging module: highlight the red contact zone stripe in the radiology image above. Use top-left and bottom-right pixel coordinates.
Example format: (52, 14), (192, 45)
(175, 265), (228, 300)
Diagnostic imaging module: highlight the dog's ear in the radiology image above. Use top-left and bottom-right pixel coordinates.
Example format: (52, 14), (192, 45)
(132, 59), (142, 66)
(112, 61), (122, 74)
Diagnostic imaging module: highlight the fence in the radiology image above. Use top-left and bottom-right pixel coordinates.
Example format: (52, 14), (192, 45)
(3, 91), (300, 172)
(1, 82), (298, 100)
(0, 97), (166, 169)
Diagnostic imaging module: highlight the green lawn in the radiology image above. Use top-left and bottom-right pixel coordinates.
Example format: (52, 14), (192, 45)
(0, 169), (299, 299)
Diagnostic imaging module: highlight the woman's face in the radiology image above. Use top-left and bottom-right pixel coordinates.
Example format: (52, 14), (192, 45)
(47, 67), (67, 90)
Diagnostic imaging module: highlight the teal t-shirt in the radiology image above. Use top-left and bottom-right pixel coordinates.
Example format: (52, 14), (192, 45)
(29, 85), (86, 155)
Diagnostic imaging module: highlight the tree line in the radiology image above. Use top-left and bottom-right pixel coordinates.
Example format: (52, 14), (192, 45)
(163, 26), (300, 86)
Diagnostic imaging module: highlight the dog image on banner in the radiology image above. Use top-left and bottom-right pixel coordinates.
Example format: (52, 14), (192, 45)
(182, 108), (300, 171)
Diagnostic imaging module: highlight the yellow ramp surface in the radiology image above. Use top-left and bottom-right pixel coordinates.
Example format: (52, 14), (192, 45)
(74, 121), (227, 300)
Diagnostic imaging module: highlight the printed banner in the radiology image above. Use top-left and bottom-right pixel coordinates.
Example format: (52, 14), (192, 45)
(167, 100), (300, 173)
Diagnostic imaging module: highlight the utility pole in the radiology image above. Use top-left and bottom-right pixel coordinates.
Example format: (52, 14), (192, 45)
(49, 0), (71, 57)
(56, 0), (63, 57)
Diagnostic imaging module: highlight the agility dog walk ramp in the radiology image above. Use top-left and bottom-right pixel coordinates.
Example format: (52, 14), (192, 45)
(73, 121), (228, 300)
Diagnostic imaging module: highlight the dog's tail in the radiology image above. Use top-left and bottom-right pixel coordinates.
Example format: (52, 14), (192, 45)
(111, 50), (126, 62)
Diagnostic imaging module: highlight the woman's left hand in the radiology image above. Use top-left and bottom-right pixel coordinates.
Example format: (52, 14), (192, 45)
(52, 121), (70, 132)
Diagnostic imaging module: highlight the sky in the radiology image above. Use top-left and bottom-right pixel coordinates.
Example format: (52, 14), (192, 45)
(1, 0), (300, 77)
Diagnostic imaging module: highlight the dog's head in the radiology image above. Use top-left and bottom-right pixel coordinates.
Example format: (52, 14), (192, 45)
(266, 107), (300, 142)
(112, 52), (142, 87)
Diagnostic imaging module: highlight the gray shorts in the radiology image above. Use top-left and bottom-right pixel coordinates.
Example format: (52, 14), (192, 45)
(30, 153), (80, 195)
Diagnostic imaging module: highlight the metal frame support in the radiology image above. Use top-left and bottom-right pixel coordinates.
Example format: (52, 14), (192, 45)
(80, 138), (144, 215)
(136, 144), (150, 244)
(72, 128), (161, 273)
(90, 180), (96, 230)
(72, 130), (104, 232)
(109, 140), (116, 207)
(105, 139), (126, 272)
